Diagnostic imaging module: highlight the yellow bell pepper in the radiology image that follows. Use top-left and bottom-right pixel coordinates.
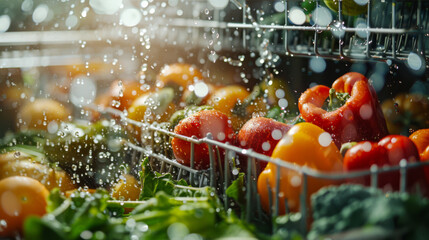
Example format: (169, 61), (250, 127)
(257, 122), (343, 214)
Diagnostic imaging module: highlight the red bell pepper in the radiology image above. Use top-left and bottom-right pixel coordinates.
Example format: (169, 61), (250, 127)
(343, 135), (428, 194)
(298, 72), (388, 148)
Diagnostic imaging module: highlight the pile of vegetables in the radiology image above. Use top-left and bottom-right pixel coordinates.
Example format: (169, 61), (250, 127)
(1, 62), (429, 239)
(23, 159), (258, 240)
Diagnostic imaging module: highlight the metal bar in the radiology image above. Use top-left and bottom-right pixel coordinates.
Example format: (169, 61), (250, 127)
(399, 160), (407, 193)
(313, 0), (320, 56)
(338, 0), (343, 58)
(284, 197), (289, 214)
(216, 147), (224, 190)
(126, 142), (201, 174)
(226, 23), (423, 34)
(370, 165), (379, 189)
(207, 134), (216, 188)
(0, 54), (91, 68)
(284, 0), (289, 55)
(224, 150), (230, 210)
(242, 0), (246, 49)
(177, 168), (183, 181)
(273, 165), (280, 218)
(256, 193), (262, 220)
(300, 170), (308, 234)
(246, 156), (253, 222)
(392, 0), (397, 59)
(417, 0), (425, 58)
(267, 180), (273, 216)
(160, 161), (166, 173)
(0, 30), (117, 45)
(199, 174), (205, 188)
(190, 140), (196, 185)
(366, 0), (372, 58)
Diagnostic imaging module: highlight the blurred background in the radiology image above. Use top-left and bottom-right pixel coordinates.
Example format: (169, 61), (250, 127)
(1, 0), (429, 136)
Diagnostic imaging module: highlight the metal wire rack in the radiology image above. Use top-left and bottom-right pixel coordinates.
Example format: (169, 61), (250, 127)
(90, 104), (429, 233)
(151, 0), (429, 65)
(2, 0), (429, 68)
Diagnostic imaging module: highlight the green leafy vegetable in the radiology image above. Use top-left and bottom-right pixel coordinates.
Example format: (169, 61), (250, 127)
(226, 172), (246, 209)
(0, 130), (46, 148)
(47, 188), (66, 213)
(265, 106), (305, 125)
(169, 105), (213, 128)
(25, 187), (257, 239)
(24, 189), (122, 240)
(271, 213), (305, 240)
(308, 185), (429, 240)
(139, 157), (212, 200)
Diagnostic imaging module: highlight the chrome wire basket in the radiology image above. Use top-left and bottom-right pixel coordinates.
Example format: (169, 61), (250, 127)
(90, 103), (429, 233)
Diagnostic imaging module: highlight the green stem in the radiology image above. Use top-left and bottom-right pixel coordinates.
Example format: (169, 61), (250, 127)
(327, 88), (350, 112)
(232, 85), (262, 117)
(106, 197), (210, 209)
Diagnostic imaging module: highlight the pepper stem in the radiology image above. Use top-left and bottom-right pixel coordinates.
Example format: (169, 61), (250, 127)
(232, 85), (262, 117)
(326, 88), (350, 112)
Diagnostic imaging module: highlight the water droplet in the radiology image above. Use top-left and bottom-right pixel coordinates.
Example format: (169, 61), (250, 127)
(121, 8), (142, 27)
(355, 22), (369, 38)
(354, 0), (369, 5)
(362, 142), (372, 152)
(0, 15), (11, 33)
(69, 77), (97, 107)
(262, 142), (271, 151)
(278, 98), (288, 109)
(289, 7), (306, 25)
(271, 129), (283, 140)
(141, 0), (149, 8)
(32, 4), (49, 24)
(89, 0), (122, 15)
(330, 20), (345, 38)
(167, 223), (189, 240)
(369, 73), (385, 92)
(275, 89), (285, 99)
(407, 52), (423, 71)
(47, 121), (59, 134)
(312, 6), (332, 27)
(65, 15), (78, 29)
(359, 104), (373, 120)
(80, 230), (93, 240)
(318, 132), (332, 147)
(393, 102), (400, 113)
(208, 0), (228, 9)
(309, 57), (326, 73)
(194, 82), (209, 98)
(274, 1), (285, 12)
(290, 175), (301, 187)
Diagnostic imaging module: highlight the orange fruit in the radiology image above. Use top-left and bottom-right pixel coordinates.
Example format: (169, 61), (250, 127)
(0, 176), (49, 237)
(157, 63), (203, 90)
(16, 99), (70, 131)
(108, 80), (150, 111)
(111, 174), (141, 201)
